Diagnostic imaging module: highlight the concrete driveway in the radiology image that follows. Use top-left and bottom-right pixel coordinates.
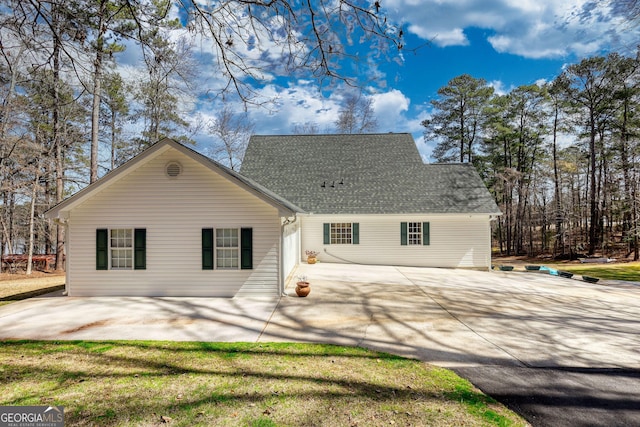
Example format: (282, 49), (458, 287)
(1, 263), (639, 426)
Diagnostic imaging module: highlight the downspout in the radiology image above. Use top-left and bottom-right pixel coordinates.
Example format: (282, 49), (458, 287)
(53, 215), (69, 296)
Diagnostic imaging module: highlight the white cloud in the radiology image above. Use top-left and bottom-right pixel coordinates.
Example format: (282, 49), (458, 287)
(408, 26), (468, 47)
(192, 85), (421, 142)
(371, 89), (410, 132)
(385, 0), (639, 59)
(488, 80), (510, 96)
(247, 82), (340, 134)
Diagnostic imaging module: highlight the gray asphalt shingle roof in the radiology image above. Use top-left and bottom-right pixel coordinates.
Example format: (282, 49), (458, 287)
(240, 133), (501, 215)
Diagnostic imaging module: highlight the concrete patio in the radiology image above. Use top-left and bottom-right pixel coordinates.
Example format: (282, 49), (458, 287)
(1, 263), (639, 426)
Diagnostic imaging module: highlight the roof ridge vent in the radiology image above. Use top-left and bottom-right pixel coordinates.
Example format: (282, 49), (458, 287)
(166, 161), (182, 178)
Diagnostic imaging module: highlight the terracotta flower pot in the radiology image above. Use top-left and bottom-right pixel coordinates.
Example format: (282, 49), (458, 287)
(295, 281), (311, 297)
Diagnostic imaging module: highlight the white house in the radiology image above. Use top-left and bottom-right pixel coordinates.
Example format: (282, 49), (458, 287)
(45, 139), (302, 297)
(241, 134), (502, 274)
(46, 134), (500, 297)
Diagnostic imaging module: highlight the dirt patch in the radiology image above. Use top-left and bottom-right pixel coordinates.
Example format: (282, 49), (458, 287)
(62, 320), (111, 334)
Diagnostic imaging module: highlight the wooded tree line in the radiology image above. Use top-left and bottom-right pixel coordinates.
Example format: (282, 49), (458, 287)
(423, 53), (640, 260)
(0, 0), (399, 270)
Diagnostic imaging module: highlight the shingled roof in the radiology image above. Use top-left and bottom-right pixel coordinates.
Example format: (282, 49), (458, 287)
(240, 133), (501, 215)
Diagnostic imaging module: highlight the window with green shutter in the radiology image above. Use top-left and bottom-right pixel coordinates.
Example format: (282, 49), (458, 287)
(203, 228), (253, 270)
(96, 229), (108, 270)
(400, 222), (408, 245)
(401, 222), (429, 246)
(423, 222), (430, 246)
(202, 228), (214, 270)
(240, 228), (253, 269)
(134, 229), (146, 269)
(97, 228), (146, 270)
(325, 223), (358, 244)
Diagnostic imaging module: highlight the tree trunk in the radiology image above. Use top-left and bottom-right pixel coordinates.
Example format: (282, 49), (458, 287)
(588, 114), (598, 255)
(91, 56), (102, 182)
(111, 109), (116, 171)
(52, 4), (65, 271)
(552, 104), (563, 257)
(91, 0), (107, 183)
(459, 99), (465, 163)
(26, 174), (38, 275)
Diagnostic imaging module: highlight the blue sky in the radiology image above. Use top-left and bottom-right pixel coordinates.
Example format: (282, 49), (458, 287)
(153, 0), (640, 162)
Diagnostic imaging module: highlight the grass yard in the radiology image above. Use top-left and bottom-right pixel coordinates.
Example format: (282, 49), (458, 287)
(0, 272), (65, 306)
(0, 341), (527, 427)
(545, 261), (640, 282)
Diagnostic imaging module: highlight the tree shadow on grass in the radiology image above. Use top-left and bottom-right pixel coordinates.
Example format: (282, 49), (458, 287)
(0, 341), (515, 427)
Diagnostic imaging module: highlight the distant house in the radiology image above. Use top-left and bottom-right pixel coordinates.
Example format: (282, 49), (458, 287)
(46, 134), (500, 297)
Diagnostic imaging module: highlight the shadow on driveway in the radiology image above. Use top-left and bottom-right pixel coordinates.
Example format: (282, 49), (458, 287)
(1, 263), (639, 426)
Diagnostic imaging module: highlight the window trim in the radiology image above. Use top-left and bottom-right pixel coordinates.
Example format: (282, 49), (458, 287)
(110, 228), (133, 270)
(215, 228), (240, 270)
(323, 222), (359, 245)
(202, 227), (253, 270)
(408, 222), (422, 245)
(330, 222), (353, 245)
(96, 228), (146, 270)
(401, 222), (430, 246)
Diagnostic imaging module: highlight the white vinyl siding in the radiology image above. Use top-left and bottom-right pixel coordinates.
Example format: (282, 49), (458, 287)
(66, 147), (281, 297)
(301, 214), (492, 269)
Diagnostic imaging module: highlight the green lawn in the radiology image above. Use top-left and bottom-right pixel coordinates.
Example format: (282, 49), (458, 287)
(0, 341), (527, 427)
(546, 261), (640, 281)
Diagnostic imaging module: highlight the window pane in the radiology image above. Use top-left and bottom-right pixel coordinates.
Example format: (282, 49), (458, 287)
(111, 249), (132, 269)
(216, 249), (238, 268)
(216, 228), (238, 248)
(408, 222), (422, 245)
(216, 229), (239, 269)
(330, 223), (352, 244)
(110, 229), (133, 269)
(111, 229), (132, 248)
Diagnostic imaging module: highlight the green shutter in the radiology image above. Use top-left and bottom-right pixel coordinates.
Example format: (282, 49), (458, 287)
(134, 228), (146, 270)
(323, 223), (330, 244)
(241, 228), (253, 270)
(202, 228), (214, 270)
(400, 222), (408, 246)
(352, 223), (359, 244)
(423, 222), (430, 246)
(96, 229), (108, 270)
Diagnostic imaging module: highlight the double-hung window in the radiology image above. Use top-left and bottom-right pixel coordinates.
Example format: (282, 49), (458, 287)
(323, 223), (360, 245)
(216, 228), (239, 269)
(202, 228), (253, 270)
(110, 229), (133, 269)
(96, 228), (146, 270)
(401, 222), (430, 246)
